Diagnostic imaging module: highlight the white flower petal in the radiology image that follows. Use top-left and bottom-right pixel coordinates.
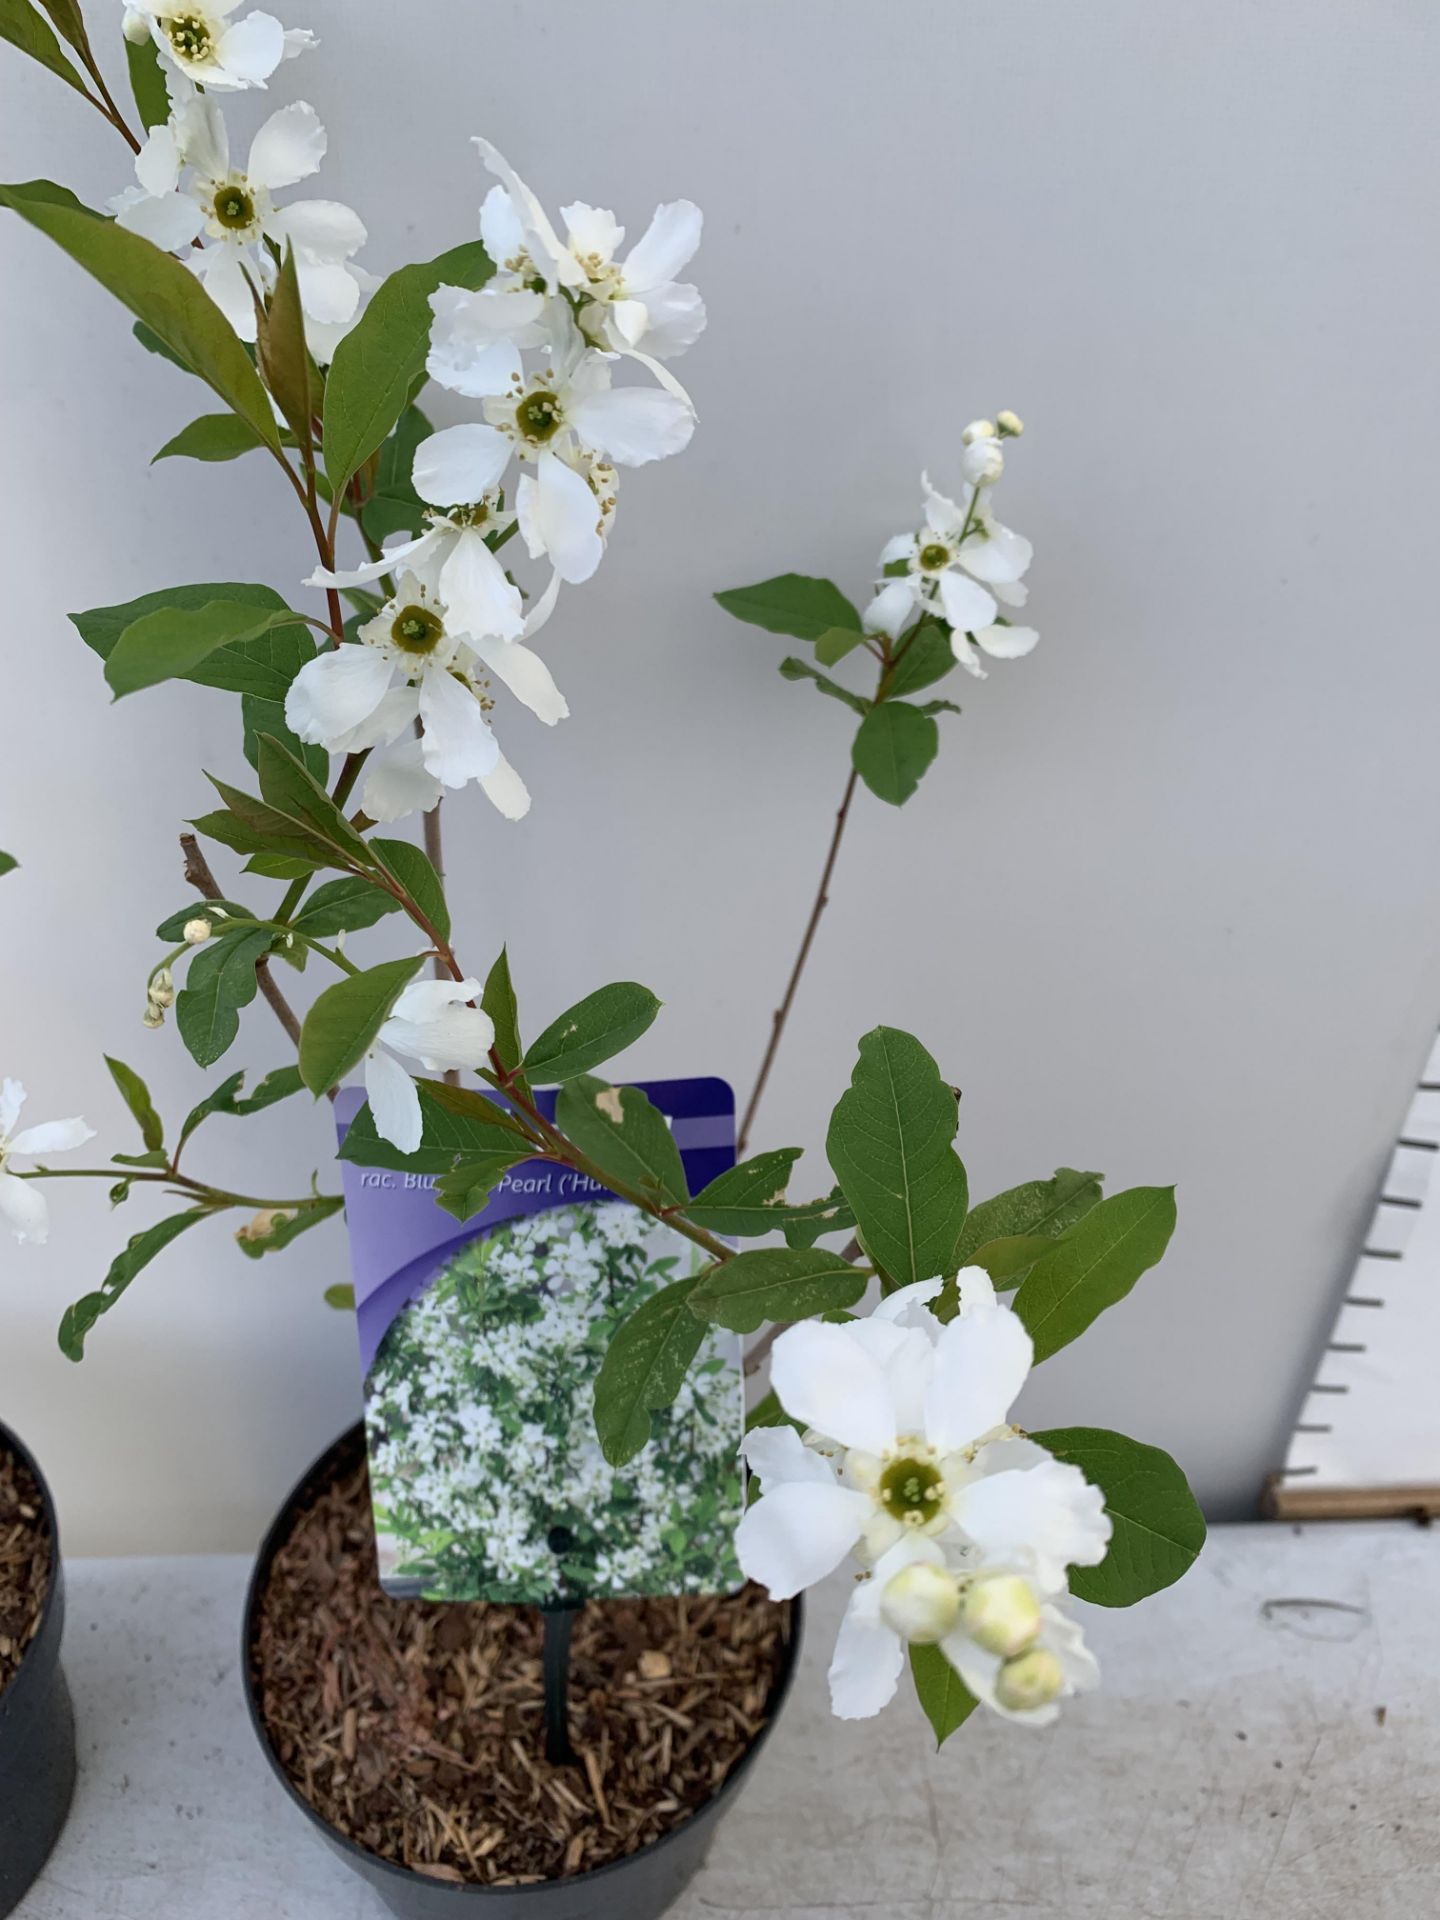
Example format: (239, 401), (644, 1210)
(873, 1279), (945, 1324)
(527, 450), (604, 584)
(111, 186), (205, 253)
(561, 200), (624, 263)
(134, 122), (181, 197)
(974, 624), (1039, 660)
(960, 522), (1033, 586)
(470, 636), (567, 725)
(412, 423), (512, 509)
(735, 1481), (872, 1600)
(953, 1460), (1111, 1594)
(739, 1423), (836, 1490)
(269, 197), (366, 262)
(292, 254), (361, 325)
(418, 667), (500, 787)
(771, 1321), (898, 1456)
(630, 281), (705, 358)
(827, 1597), (905, 1720)
(362, 737), (442, 822)
(364, 1044), (422, 1153)
(195, 246), (258, 338)
(176, 95), (228, 176)
(0, 1169), (49, 1245)
(921, 475), (969, 541)
(425, 321), (524, 400)
(246, 100), (325, 189)
(472, 137), (586, 289)
(213, 9), (285, 85)
(305, 530), (435, 592)
(950, 629), (986, 678)
(479, 183), (524, 263)
(937, 568), (999, 635)
(0, 1080), (24, 1139)
(623, 200), (702, 292)
(568, 385), (694, 466)
(478, 751), (530, 821)
(438, 535), (524, 644)
(382, 979), (494, 1074)
(993, 578), (1029, 609)
(521, 570), (561, 640)
(864, 580), (918, 641)
(954, 1267), (996, 1314)
(925, 1303), (1032, 1452)
(9, 1118), (95, 1156)
(284, 645), (393, 747)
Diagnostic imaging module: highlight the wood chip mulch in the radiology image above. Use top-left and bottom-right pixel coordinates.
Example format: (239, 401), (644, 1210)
(0, 1439), (52, 1697)
(249, 1451), (793, 1888)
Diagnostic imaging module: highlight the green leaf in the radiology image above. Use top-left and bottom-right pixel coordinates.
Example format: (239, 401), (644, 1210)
(553, 1076), (688, 1208)
(35, 0), (89, 53)
(779, 1185), (857, 1248)
(359, 403), (432, 544)
(778, 656), (871, 715)
(175, 927), (272, 1068)
(253, 734), (380, 871)
(241, 693), (326, 783)
(339, 1078), (526, 1175)
(74, 582), (312, 701)
(59, 1209), (209, 1360)
(0, 0), (88, 95)
(242, 850), (320, 879)
(1030, 1426), (1206, 1606)
(885, 622), (957, 700)
(944, 1168), (1105, 1307)
(523, 982), (661, 1085)
(323, 240), (492, 490)
(236, 1195), (344, 1259)
(124, 31), (169, 129)
(481, 946), (521, 1076)
(255, 241), (312, 452)
(104, 602), (304, 698)
(323, 1282), (355, 1311)
(714, 574), (860, 643)
(104, 1055), (163, 1153)
(372, 837), (449, 942)
(688, 1247), (867, 1333)
(110, 1148), (168, 1169)
(0, 850), (16, 877)
(0, 179), (280, 449)
(155, 900), (251, 942)
(1012, 1187), (1178, 1363)
(290, 876), (402, 939)
(825, 1027), (969, 1288)
(191, 805), (326, 869)
(960, 1233), (1062, 1283)
(178, 1064), (304, 1151)
(815, 625), (867, 666)
(298, 955), (423, 1095)
(593, 1274), (708, 1466)
(153, 413), (267, 464)
(852, 702), (939, 805)
(683, 1147), (804, 1234)
(433, 1146), (537, 1223)
(744, 1390), (805, 1435)
(910, 1645), (978, 1748)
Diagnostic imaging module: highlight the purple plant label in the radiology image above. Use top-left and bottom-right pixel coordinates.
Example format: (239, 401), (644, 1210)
(334, 1077), (744, 1604)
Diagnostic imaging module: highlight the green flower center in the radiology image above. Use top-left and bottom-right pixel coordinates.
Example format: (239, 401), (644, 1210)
(166, 13), (213, 60)
(515, 390), (563, 445)
(878, 1456), (945, 1524)
(918, 542), (951, 572)
(212, 185), (256, 232)
(446, 501), (492, 529)
(390, 605), (445, 655)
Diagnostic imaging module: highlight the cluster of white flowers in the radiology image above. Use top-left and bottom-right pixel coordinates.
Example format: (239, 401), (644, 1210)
(286, 140), (704, 823)
(866, 415), (1039, 679)
(0, 1080), (94, 1245)
(360, 976), (496, 1156)
(738, 1270), (1110, 1725)
(367, 1204), (742, 1602)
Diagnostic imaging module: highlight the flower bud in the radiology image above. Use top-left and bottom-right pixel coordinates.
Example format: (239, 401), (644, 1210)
(961, 419), (997, 446)
(149, 968), (175, 1009)
(237, 1208), (294, 1244)
(184, 918), (213, 945)
(122, 7), (149, 44)
(960, 439), (1005, 485)
(879, 1561), (960, 1644)
(994, 1645), (1064, 1713)
(996, 409), (1025, 438)
(142, 1003), (165, 1029)
(960, 1574), (1042, 1657)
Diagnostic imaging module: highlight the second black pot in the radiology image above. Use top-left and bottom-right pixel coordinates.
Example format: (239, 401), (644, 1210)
(0, 1419), (76, 1919)
(242, 1423), (801, 1920)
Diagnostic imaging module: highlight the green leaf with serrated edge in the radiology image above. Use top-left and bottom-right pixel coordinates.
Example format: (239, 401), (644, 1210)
(339, 1079), (526, 1175)
(124, 30), (169, 128)
(255, 735), (380, 871)
(554, 1077), (689, 1208)
(155, 900), (250, 941)
(1030, 1426), (1206, 1606)
(778, 656), (871, 715)
(481, 947), (522, 1075)
(153, 413), (267, 464)
(73, 582), (312, 700)
(175, 927), (272, 1068)
(815, 625), (867, 666)
(523, 982), (661, 1085)
(826, 1027), (969, 1289)
(255, 242), (312, 452)
(178, 1064), (304, 1151)
(323, 240), (492, 489)
(0, 180), (280, 448)
(744, 1390), (805, 1435)
(885, 621), (957, 699)
(58, 1209), (209, 1360)
(910, 1644), (978, 1748)
(104, 1055), (163, 1153)
(433, 1147), (537, 1223)
(593, 1273), (707, 1466)
(0, 0), (88, 93)
(323, 1282), (355, 1311)
(1012, 1186), (1177, 1363)
(683, 1147), (804, 1234)
(372, 837), (449, 942)
(0, 851), (16, 877)
(299, 954), (423, 1095)
(714, 574), (861, 643)
(241, 693), (326, 783)
(290, 876), (402, 939)
(105, 603), (304, 698)
(780, 1186), (857, 1248)
(852, 702), (939, 806)
(236, 1195), (344, 1259)
(688, 1247), (867, 1334)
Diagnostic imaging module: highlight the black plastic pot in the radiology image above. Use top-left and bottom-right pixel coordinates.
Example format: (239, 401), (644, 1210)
(0, 1421), (76, 1918)
(243, 1424), (802, 1920)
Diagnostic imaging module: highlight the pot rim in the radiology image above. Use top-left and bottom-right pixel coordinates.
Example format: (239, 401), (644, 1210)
(0, 1417), (64, 1715)
(241, 1420), (803, 1902)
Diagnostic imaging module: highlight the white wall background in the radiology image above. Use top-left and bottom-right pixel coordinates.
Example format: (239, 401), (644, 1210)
(2, 0), (1438, 1554)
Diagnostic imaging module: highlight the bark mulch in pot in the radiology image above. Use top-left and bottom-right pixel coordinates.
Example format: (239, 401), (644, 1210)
(0, 1441), (51, 1697)
(249, 1454), (793, 1889)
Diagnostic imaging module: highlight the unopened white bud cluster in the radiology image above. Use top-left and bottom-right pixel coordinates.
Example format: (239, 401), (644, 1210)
(143, 966), (174, 1028)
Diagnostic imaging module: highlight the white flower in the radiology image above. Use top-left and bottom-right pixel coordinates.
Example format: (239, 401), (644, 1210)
(112, 97), (365, 342)
(736, 1274), (1109, 1723)
(284, 565), (565, 823)
(868, 471), (1038, 678)
(122, 3), (312, 92)
(0, 1079), (95, 1246)
(364, 980), (495, 1153)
